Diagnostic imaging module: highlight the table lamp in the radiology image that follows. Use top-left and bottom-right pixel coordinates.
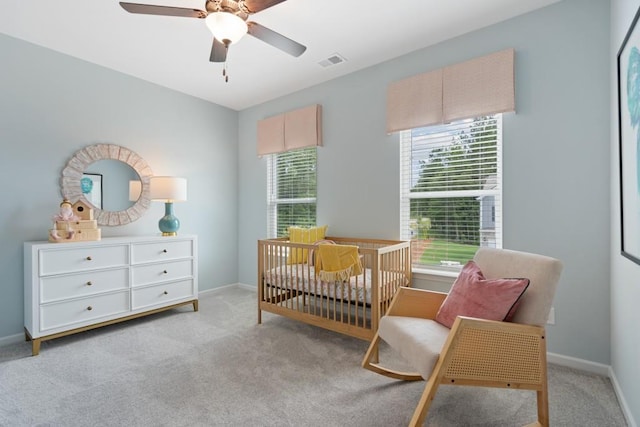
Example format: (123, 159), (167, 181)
(150, 176), (187, 236)
(129, 180), (142, 202)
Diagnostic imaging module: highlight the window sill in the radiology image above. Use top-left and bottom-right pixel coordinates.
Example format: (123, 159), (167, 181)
(412, 267), (460, 280)
(411, 267), (460, 292)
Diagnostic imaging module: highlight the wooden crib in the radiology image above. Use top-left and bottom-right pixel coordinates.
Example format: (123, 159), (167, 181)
(257, 236), (411, 340)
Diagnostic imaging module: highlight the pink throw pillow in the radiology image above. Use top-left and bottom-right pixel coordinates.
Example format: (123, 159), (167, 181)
(435, 261), (530, 329)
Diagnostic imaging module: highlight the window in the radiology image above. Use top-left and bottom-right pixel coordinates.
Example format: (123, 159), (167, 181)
(267, 147), (317, 238)
(400, 115), (502, 271)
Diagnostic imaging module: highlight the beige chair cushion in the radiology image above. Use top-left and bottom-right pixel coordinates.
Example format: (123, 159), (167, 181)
(378, 316), (450, 380)
(473, 248), (563, 326)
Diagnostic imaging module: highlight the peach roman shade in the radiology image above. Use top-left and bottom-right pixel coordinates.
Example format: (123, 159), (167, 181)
(386, 49), (515, 133)
(257, 115), (285, 155)
(386, 69), (443, 134)
(443, 48), (515, 122)
(257, 104), (322, 156)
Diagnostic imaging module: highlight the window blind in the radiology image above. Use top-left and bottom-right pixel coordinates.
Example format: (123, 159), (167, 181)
(400, 115), (502, 270)
(267, 147), (317, 238)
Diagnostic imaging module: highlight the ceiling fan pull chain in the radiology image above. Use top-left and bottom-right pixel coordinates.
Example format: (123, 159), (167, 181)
(223, 41), (230, 82)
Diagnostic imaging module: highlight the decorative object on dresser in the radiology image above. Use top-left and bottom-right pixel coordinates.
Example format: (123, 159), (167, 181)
(24, 235), (198, 355)
(48, 199), (102, 243)
(150, 176), (188, 236)
(60, 143), (153, 226)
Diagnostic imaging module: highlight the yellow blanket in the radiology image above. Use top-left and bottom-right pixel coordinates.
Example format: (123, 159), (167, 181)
(316, 244), (362, 282)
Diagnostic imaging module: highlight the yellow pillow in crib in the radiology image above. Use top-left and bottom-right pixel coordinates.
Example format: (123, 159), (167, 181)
(288, 225), (328, 264)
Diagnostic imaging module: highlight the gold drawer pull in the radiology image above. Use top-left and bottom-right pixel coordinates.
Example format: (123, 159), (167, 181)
(86, 281), (92, 286)
(163, 291), (168, 295)
(86, 256), (92, 261)
(87, 306), (93, 311)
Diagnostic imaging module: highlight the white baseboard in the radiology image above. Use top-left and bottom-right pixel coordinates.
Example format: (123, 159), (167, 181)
(236, 283), (257, 292)
(0, 332), (25, 347)
(547, 352), (636, 426)
(609, 366), (638, 427)
(547, 352), (610, 376)
(198, 283), (236, 295)
(198, 283), (256, 295)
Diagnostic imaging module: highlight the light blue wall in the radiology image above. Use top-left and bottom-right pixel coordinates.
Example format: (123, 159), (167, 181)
(238, 0), (612, 365)
(0, 34), (239, 340)
(4, 3), (636, 419)
(611, 1), (640, 424)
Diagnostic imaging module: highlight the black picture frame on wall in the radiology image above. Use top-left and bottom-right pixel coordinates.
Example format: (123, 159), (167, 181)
(618, 4), (640, 265)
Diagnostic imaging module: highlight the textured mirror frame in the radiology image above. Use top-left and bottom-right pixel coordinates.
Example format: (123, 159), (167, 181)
(61, 143), (153, 226)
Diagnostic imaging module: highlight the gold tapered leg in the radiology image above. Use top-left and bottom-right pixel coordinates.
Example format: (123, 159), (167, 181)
(192, 300), (199, 312)
(31, 339), (41, 356)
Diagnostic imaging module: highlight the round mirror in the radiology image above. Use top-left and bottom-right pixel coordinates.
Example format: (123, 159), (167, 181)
(60, 144), (153, 226)
(84, 159), (140, 211)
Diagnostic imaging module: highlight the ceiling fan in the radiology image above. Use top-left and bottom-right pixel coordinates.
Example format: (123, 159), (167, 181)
(119, 0), (306, 81)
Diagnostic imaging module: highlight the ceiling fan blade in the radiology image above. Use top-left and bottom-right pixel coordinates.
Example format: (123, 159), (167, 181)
(241, 0), (287, 14)
(247, 22), (306, 57)
(119, 2), (206, 18)
(210, 38), (228, 63)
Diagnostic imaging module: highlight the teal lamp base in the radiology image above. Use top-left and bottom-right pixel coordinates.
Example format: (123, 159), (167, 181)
(158, 202), (180, 236)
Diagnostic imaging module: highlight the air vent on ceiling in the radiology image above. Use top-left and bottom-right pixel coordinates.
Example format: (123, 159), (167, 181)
(318, 53), (347, 68)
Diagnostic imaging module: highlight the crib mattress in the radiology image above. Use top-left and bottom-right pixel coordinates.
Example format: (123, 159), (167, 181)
(264, 264), (395, 305)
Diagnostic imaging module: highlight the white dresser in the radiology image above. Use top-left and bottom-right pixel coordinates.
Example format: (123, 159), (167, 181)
(24, 235), (198, 355)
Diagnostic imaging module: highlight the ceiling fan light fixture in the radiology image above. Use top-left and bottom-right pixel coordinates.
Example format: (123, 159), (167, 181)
(205, 12), (248, 45)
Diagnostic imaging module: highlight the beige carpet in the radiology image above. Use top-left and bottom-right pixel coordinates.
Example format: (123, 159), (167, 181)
(0, 286), (627, 426)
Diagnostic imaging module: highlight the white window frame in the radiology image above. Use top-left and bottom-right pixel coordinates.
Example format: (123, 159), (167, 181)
(267, 147), (317, 238)
(400, 115), (503, 273)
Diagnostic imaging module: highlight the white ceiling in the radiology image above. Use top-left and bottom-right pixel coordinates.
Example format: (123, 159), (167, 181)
(0, 0), (561, 111)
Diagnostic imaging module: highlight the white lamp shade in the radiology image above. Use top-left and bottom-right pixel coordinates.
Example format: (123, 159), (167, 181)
(150, 177), (187, 202)
(205, 12), (247, 44)
(129, 180), (142, 202)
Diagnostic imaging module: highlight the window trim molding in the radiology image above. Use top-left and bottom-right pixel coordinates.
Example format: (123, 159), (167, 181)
(266, 147), (318, 238)
(400, 115), (503, 271)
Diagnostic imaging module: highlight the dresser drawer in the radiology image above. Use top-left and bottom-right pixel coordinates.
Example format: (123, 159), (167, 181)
(131, 240), (193, 264)
(132, 279), (195, 310)
(40, 268), (129, 303)
(40, 291), (130, 332)
(40, 245), (129, 276)
(131, 259), (193, 287)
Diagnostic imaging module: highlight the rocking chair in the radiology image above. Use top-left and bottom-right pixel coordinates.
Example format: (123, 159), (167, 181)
(362, 247), (563, 426)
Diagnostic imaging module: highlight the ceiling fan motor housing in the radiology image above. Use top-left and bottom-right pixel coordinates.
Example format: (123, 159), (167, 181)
(206, 0), (249, 20)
